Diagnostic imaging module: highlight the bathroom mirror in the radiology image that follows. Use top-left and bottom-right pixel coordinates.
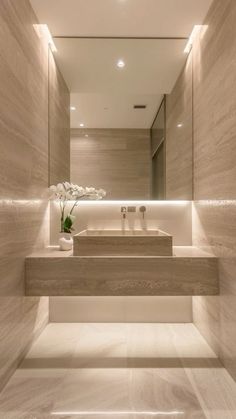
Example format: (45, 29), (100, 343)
(151, 99), (165, 200)
(51, 37), (193, 200)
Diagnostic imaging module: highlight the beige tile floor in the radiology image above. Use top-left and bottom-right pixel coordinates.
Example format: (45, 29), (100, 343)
(0, 323), (236, 419)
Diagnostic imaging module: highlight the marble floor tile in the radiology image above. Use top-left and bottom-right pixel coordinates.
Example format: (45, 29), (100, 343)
(0, 368), (66, 419)
(21, 323), (81, 369)
(128, 368), (205, 417)
(71, 323), (127, 368)
(53, 368), (130, 413)
(169, 324), (236, 419)
(126, 324), (183, 367)
(0, 323), (236, 419)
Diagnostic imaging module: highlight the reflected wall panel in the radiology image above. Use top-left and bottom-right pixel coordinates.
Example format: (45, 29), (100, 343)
(166, 52), (193, 200)
(71, 129), (151, 200)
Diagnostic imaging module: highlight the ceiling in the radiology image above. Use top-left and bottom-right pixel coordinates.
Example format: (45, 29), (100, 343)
(70, 93), (163, 129)
(30, 0), (213, 129)
(30, 0), (213, 38)
(54, 39), (187, 95)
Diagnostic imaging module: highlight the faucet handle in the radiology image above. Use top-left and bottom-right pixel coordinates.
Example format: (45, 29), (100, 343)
(121, 206), (127, 219)
(139, 206), (146, 219)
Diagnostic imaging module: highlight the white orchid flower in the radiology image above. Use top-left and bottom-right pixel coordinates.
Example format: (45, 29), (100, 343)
(77, 186), (85, 193)
(49, 185), (57, 192)
(57, 183), (64, 192)
(85, 187), (96, 194)
(87, 194), (97, 200)
(48, 185), (57, 198)
(63, 181), (71, 191)
(48, 182), (106, 233)
(97, 188), (106, 197)
(65, 191), (72, 200)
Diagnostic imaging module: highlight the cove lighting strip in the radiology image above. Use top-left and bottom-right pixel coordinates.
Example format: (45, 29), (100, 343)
(0, 199), (43, 205)
(184, 25), (204, 53)
(33, 24), (57, 52)
(52, 411), (184, 416)
(194, 200), (236, 206)
(53, 200), (190, 206)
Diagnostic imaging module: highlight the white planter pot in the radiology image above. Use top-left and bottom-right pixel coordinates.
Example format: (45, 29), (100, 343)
(59, 232), (73, 251)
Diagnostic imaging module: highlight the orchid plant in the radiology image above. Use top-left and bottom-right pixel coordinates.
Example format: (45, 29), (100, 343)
(49, 182), (106, 234)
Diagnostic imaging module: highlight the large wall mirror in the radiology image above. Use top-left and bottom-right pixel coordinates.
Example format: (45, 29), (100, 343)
(52, 37), (193, 200)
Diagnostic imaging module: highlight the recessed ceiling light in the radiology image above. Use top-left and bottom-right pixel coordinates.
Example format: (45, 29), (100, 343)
(80, 123), (84, 127)
(117, 59), (125, 68)
(70, 106), (76, 111)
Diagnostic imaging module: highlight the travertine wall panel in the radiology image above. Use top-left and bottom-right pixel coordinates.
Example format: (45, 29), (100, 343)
(0, 0), (69, 389)
(192, 0), (236, 382)
(193, 201), (236, 380)
(193, 0), (236, 200)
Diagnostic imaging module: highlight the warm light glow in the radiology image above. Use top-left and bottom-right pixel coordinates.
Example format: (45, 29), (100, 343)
(184, 25), (203, 54)
(33, 24), (57, 52)
(52, 411), (184, 416)
(53, 200), (190, 206)
(177, 123), (183, 128)
(80, 123), (84, 127)
(117, 59), (125, 68)
(70, 106), (76, 111)
(0, 199), (43, 205)
(194, 200), (236, 206)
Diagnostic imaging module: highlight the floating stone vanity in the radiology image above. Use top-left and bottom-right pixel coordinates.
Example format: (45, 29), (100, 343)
(25, 245), (219, 296)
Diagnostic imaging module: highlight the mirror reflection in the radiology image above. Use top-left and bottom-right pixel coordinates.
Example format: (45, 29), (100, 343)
(51, 37), (192, 200)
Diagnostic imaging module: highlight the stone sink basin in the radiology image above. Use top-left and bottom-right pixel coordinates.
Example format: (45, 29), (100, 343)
(73, 229), (173, 256)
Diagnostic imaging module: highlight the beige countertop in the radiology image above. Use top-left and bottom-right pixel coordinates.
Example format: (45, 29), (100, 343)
(27, 245), (216, 259)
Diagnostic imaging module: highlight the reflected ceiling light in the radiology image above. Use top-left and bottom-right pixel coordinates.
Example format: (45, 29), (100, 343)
(70, 106), (76, 111)
(184, 25), (202, 54)
(117, 59), (125, 68)
(85, 134), (89, 138)
(33, 24), (57, 52)
(177, 123), (183, 128)
(80, 123), (84, 127)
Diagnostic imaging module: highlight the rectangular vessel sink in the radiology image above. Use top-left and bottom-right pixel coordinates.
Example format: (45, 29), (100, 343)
(73, 229), (172, 256)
